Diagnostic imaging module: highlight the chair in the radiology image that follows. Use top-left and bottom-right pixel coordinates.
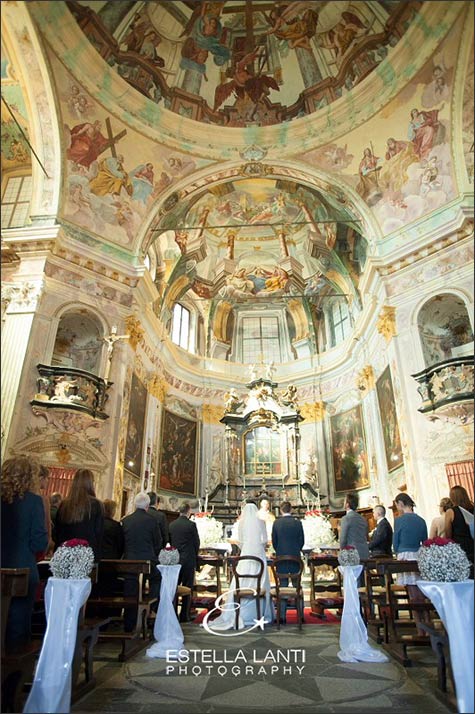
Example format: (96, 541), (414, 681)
(270, 556), (305, 630)
(230, 556), (265, 630)
(308, 554), (343, 619)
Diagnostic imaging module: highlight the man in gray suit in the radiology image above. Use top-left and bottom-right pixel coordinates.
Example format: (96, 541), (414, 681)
(339, 492), (369, 584)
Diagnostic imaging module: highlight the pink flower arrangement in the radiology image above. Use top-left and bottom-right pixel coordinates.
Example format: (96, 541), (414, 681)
(62, 538), (90, 548)
(421, 537), (455, 547)
(195, 512), (211, 518)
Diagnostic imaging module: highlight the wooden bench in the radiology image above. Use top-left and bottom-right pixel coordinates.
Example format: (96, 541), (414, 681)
(86, 560), (157, 661)
(308, 554), (343, 619)
(1, 568), (42, 713)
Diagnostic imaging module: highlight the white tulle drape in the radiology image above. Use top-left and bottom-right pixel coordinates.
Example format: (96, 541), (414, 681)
(24, 578), (92, 714)
(210, 503), (274, 630)
(337, 565), (389, 663)
(146, 565), (185, 658)
(417, 580), (474, 713)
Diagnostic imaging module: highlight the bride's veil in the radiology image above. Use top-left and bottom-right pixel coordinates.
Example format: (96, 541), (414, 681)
(238, 502), (261, 548)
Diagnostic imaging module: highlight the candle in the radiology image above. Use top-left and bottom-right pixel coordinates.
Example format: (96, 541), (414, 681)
(204, 488), (209, 513)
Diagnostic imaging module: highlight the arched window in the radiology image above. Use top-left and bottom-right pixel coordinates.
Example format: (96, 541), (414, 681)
(327, 297), (351, 347)
(171, 303), (191, 350)
(417, 294), (473, 367)
(1, 174), (32, 228)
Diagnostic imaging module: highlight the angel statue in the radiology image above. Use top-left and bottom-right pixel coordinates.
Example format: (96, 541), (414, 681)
(265, 361), (276, 381)
(224, 388), (242, 414)
(280, 384), (298, 408)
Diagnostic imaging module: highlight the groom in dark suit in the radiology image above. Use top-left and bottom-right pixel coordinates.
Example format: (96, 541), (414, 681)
(368, 505), (393, 557)
(271, 502), (305, 623)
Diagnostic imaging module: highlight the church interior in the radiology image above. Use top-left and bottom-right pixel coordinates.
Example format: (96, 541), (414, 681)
(1, 1), (474, 713)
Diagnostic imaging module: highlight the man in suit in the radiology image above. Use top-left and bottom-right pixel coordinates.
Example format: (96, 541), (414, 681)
(147, 492), (169, 546)
(169, 502), (200, 622)
(339, 492), (369, 585)
(271, 501), (305, 623)
(368, 504), (393, 557)
(121, 492), (163, 631)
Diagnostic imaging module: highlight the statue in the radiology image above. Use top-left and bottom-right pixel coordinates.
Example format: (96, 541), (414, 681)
(280, 384), (298, 408)
(249, 363), (259, 381)
(224, 388), (242, 413)
(103, 325), (129, 381)
(265, 361), (276, 381)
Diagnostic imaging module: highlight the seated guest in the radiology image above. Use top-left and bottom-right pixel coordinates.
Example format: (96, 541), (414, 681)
(54, 469), (104, 561)
(121, 493), (162, 631)
(169, 503), (200, 622)
(429, 497), (453, 539)
(102, 499), (124, 559)
(1, 456), (48, 649)
(50, 492), (62, 523)
(368, 504), (393, 557)
(147, 491), (169, 545)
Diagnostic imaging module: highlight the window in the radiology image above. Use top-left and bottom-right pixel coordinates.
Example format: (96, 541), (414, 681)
(241, 316), (281, 363)
(1, 175), (32, 228)
(244, 427), (281, 475)
(330, 299), (350, 346)
(171, 303), (191, 350)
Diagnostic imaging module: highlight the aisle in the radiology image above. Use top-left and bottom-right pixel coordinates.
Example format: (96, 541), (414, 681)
(73, 623), (456, 714)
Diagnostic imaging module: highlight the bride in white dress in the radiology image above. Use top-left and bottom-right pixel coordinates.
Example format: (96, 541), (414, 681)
(210, 503), (274, 630)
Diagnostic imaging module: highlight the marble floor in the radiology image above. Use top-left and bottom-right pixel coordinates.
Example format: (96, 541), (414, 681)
(73, 622), (457, 714)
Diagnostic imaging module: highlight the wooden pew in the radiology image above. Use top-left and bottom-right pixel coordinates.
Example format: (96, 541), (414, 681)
(359, 557), (395, 644)
(1, 568), (41, 713)
(86, 560), (157, 661)
(308, 554), (343, 619)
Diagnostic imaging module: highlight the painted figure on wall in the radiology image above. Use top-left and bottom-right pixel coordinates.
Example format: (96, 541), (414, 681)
(263, 3), (320, 52)
(129, 162), (155, 203)
(124, 373), (148, 478)
(213, 47), (279, 111)
(331, 405), (369, 493)
(89, 154), (133, 198)
(160, 411), (197, 495)
(67, 120), (109, 169)
(180, 2), (230, 78)
(407, 108), (443, 160)
(379, 137), (418, 193)
(355, 147), (382, 203)
(376, 366), (403, 472)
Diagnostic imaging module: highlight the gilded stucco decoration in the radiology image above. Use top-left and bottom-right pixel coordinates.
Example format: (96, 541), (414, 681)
(125, 315), (144, 350)
(356, 366), (375, 395)
(202, 404), (225, 424)
(300, 401), (326, 422)
(148, 375), (168, 403)
(377, 306), (397, 343)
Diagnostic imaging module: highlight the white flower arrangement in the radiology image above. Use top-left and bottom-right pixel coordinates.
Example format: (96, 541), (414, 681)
(303, 510), (337, 551)
(49, 539), (95, 579)
(158, 546), (180, 565)
(192, 513), (224, 547)
(417, 537), (471, 582)
(338, 545), (360, 566)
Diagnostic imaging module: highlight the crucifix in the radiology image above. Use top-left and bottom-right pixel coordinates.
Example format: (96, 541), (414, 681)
(103, 325), (129, 382)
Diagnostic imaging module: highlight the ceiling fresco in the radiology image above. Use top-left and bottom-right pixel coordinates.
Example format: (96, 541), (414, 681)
(67, 0), (421, 128)
(1, 42), (32, 172)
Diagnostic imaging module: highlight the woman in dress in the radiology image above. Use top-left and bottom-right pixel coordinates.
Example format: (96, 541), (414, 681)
(210, 503), (274, 630)
(393, 493), (428, 627)
(1, 456), (48, 648)
(445, 485), (474, 572)
(54, 469), (104, 561)
(429, 497), (452, 539)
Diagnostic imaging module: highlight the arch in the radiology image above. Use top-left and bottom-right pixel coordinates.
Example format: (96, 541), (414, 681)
(1, 4), (62, 223)
(415, 292), (474, 367)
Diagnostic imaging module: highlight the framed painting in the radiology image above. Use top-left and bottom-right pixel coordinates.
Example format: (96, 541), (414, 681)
(159, 409), (198, 495)
(376, 365), (404, 472)
(330, 404), (370, 493)
(124, 373), (147, 478)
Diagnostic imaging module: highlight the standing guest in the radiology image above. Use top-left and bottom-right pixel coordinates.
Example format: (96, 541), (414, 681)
(445, 485), (474, 570)
(368, 504), (393, 557)
(169, 503), (200, 622)
(340, 492), (369, 586)
(1, 456), (48, 649)
(271, 501), (305, 623)
(54, 469), (104, 561)
(121, 493), (162, 631)
(102, 499), (124, 559)
(147, 491), (169, 545)
(393, 493), (429, 626)
(429, 497), (453, 539)
(49, 492), (63, 523)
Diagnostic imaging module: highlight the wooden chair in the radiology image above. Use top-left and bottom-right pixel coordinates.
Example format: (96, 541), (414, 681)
(230, 556), (266, 630)
(86, 560), (157, 661)
(270, 556), (305, 630)
(308, 554), (343, 619)
(1, 568), (41, 713)
(359, 557), (394, 644)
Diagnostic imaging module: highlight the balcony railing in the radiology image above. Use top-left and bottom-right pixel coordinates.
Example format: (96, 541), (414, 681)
(412, 356), (474, 424)
(31, 364), (111, 420)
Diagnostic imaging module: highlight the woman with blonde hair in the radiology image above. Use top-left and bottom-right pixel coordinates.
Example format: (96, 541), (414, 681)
(54, 469), (104, 560)
(1, 455), (48, 648)
(429, 497), (453, 539)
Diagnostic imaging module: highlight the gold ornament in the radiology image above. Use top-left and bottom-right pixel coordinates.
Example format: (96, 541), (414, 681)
(300, 401), (325, 421)
(377, 306), (397, 343)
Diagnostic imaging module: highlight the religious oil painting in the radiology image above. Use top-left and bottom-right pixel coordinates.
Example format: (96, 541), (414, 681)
(376, 366), (403, 472)
(159, 410), (198, 495)
(330, 405), (369, 493)
(124, 373), (147, 478)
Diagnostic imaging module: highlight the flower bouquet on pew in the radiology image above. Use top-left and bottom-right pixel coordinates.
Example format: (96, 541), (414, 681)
(338, 545), (360, 567)
(417, 537), (471, 582)
(49, 538), (94, 579)
(159, 545), (180, 566)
